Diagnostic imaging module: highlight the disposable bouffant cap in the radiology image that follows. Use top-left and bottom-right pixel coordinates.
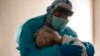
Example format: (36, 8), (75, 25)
(46, 0), (72, 13)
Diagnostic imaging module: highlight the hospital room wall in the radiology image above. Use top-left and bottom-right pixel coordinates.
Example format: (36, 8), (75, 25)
(93, 0), (100, 56)
(0, 0), (53, 56)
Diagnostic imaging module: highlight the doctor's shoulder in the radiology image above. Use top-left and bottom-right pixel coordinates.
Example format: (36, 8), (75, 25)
(63, 26), (78, 38)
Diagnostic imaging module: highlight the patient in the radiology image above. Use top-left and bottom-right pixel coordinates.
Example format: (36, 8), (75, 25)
(35, 24), (88, 56)
(35, 25), (62, 48)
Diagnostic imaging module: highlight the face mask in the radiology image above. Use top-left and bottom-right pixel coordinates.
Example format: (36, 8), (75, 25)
(50, 16), (69, 31)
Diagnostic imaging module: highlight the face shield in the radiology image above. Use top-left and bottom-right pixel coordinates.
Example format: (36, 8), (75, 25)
(53, 6), (73, 17)
(46, 0), (73, 31)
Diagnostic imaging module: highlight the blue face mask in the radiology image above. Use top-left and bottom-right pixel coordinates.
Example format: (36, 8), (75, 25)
(50, 16), (69, 31)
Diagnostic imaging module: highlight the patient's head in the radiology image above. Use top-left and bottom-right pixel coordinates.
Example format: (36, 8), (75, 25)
(35, 27), (62, 48)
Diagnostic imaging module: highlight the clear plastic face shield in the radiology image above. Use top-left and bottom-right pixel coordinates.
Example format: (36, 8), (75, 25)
(52, 3), (73, 19)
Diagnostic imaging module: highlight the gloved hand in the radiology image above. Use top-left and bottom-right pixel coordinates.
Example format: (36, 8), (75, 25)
(60, 43), (83, 56)
(83, 42), (95, 56)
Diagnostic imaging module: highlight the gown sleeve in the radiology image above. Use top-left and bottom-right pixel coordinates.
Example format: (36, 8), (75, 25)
(17, 18), (63, 56)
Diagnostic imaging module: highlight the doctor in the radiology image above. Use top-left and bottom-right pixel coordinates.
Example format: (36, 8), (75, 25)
(17, 0), (95, 56)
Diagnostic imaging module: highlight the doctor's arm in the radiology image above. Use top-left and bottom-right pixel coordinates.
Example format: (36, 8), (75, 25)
(17, 21), (63, 56)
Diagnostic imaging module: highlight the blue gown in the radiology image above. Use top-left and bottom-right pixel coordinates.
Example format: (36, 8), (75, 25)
(16, 14), (83, 56)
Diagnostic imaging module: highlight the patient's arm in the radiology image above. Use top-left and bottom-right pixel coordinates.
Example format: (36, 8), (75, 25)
(62, 35), (88, 56)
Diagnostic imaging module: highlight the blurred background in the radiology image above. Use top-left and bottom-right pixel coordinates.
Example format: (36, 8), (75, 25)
(0, 0), (99, 56)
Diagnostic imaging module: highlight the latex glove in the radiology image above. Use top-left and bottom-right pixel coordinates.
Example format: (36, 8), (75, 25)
(83, 42), (95, 56)
(60, 43), (83, 56)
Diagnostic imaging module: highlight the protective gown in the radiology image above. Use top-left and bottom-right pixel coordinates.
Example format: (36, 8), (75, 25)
(16, 14), (94, 56)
